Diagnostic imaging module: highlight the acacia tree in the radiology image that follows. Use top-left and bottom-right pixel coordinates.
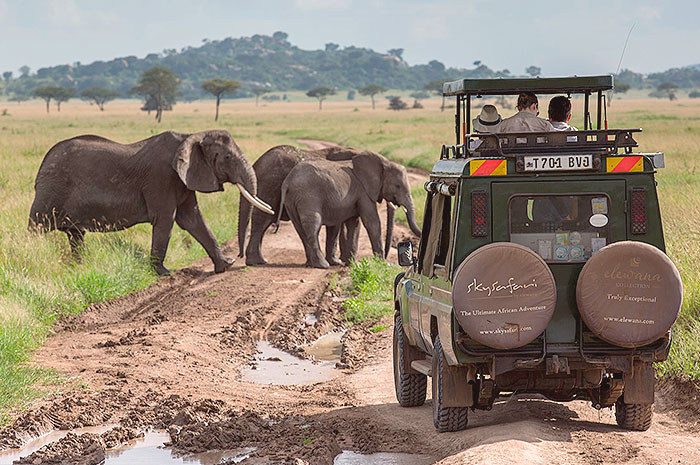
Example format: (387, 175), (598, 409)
(306, 86), (335, 110)
(251, 87), (271, 106)
(130, 66), (179, 123)
(358, 84), (387, 109)
(657, 82), (679, 101)
(201, 78), (241, 121)
(54, 87), (75, 112)
(80, 87), (120, 111)
(32, 85), (71, 113)
(526, 66), (541, 77)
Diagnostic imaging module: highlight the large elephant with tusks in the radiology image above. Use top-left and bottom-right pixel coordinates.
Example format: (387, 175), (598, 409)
(29, 130), (273, 276)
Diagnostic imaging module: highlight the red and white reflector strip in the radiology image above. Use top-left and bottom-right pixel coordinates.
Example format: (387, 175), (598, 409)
(606, 156), (643, 173)
(469, 159), (506, 176)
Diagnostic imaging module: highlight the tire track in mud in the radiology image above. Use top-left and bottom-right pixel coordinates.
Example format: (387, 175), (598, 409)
(3, 168), (700, 464)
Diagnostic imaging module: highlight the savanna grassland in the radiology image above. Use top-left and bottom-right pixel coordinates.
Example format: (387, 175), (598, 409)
(0, 95), (698, 420)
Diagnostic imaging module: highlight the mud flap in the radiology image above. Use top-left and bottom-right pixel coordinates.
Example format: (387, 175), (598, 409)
(623, 362), (655, 404)
(442, 365), (474, 408)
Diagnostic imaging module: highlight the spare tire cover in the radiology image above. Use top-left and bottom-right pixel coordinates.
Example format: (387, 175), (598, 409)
(576, 241), (682, 348)
(452, 242), (557, 350)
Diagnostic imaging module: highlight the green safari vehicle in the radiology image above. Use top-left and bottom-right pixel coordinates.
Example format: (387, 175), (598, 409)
(393, 75), (683, 432)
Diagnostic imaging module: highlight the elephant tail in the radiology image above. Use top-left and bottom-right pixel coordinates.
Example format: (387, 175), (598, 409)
(237, 192), (252, 258)
(273, 185), (287, 234)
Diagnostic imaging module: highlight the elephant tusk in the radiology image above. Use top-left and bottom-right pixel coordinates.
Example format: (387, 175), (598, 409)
(402, 206), (408, 214)
(388, 202), (398, 210)
(236, 184), (275, 216)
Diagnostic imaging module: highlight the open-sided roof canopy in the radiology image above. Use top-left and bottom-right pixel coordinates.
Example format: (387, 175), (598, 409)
(443, 75), (613, 96)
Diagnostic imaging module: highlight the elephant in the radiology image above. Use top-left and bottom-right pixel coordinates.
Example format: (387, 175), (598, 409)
(29, 130), (274, 276)
(238, 144), (390, 266)
(278, 151), (422, 269)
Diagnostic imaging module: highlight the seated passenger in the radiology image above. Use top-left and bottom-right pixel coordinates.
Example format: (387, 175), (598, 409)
(499, 92), (554, 133)
(548, 96), (578, 131)
(472, 104), (502, 133)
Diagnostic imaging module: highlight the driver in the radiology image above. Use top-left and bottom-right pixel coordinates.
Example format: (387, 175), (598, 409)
(499, 92), (554, 133)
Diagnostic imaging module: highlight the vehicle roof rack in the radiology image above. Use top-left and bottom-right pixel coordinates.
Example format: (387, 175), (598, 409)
(443, 75), (613, 96)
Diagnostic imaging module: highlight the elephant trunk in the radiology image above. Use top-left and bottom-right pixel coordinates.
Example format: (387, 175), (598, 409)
(384, 203), (395, 259)
(237, 192), (251, 258)
(404, 198), (422, 238)
(229, 156), (274, 216)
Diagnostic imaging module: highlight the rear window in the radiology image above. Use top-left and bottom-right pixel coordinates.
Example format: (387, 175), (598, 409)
(508, 194), (610, 263)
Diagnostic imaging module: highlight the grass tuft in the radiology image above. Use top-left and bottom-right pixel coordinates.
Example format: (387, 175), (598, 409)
(342, 258), (400, 323)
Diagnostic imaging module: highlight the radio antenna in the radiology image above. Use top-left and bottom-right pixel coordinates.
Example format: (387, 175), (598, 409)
(609, 23), (635, 113)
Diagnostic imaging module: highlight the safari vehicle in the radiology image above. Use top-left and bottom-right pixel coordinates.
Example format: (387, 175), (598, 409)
(393, 75), (683, 432)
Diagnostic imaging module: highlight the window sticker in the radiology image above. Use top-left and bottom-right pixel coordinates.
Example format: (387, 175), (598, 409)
(555, 231), (569, 246)
(569, 231), (582, 245)
(591, 237), (607, 254)
(569, 246), (584, 260)
(589, 214), (608, 228)
(538, 239), (552, 260)
(554, 246), (569, 260)
(591, 197), (608, 215)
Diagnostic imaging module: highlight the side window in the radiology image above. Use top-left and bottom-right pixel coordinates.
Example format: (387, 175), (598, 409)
(420, 192), (452, 276)
(417, 193), (434, 274)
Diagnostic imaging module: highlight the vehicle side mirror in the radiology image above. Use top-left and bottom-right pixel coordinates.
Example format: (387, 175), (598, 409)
(397, 241), (416, 268)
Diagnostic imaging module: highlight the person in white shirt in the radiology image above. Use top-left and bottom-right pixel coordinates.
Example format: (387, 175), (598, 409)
(548, 96), (578, 131)
(499, 92), (554, 133)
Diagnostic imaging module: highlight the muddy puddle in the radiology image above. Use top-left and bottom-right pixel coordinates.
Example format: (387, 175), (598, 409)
(105, 431), (254, 464)
(240, 340), (339, 385)
(0, 425), (115, 465)
(334, 450), (434, 465)
(305, 330), (345, 361)
(0, 430), (254, 465)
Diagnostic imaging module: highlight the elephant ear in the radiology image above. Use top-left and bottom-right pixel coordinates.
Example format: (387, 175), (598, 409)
(172, 133), (222, 193)
(352, 152), (385, 202)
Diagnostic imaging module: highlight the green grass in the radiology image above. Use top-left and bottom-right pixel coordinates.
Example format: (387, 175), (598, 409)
(342, 258), (401, 323)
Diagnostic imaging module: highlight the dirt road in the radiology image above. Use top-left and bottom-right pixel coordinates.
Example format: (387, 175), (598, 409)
(2, 185), (700, 464)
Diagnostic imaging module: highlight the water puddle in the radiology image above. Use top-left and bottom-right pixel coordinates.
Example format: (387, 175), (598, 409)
(305, 330), (345, 361)
(334, 450), (434, 465)
(0, 425), (115, 465)
(105, 431), (254, 464)
(0, 430), (254, 465)
(304, 312), (319, 326)
(240, 340), (338, 385)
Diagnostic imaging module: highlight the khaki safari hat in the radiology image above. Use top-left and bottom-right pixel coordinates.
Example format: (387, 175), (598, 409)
(472, 104), (502, 133)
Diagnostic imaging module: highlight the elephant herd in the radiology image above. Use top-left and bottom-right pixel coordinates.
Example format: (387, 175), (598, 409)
(28, 129), (421, 275)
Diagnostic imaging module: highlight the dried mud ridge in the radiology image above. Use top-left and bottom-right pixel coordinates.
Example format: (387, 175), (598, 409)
(3, 183), (700, 464)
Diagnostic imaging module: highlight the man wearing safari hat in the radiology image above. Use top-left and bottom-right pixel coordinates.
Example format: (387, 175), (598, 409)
(472, 104), (502, 133)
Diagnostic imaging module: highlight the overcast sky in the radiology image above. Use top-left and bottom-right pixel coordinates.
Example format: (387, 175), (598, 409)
(0, 0), (697, 76)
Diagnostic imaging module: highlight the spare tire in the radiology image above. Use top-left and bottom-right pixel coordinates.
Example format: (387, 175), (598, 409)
(452, 242), (557, 350)
(576, 241), (682, 348)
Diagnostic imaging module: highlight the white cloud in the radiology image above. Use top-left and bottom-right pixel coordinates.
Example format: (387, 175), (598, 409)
(294, 0), (350, 10)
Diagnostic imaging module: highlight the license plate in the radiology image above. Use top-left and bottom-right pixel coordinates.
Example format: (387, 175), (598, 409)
(523, 154), (593, 171)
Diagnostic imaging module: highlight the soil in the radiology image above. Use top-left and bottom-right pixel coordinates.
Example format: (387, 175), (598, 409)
(2, 163), (700, 465)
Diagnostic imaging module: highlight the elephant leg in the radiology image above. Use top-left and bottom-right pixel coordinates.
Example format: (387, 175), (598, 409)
(245, 211), (275, 266)
(291, 208), (328, 269)
(149, 209), (177, 277)
(340, 217), (360, 265)
(359, 201), (384, 258)
(176, 194), (233, 274)
(325, 224), (343, 266)
(65, 228), (85, 256)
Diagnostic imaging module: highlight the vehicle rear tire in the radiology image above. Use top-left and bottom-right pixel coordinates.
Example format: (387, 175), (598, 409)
(393, 313), (427, 407)
(432, 336), (469, 432)
(615, 397), (653, 431)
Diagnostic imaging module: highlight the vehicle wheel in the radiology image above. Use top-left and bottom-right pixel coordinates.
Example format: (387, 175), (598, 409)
(615, 397), (653, 431)
(393, 313), (427, 407)
(432, 336), (468, 432)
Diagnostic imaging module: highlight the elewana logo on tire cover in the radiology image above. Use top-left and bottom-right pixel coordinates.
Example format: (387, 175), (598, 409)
(576, 241), (683, 348)
(451, 242), (557, 350)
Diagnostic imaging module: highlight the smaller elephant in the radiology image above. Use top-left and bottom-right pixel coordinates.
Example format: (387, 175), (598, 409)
(279, 152), (422, 268)
(238, 145), (391, 266)
(29, 130), (274, 275)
